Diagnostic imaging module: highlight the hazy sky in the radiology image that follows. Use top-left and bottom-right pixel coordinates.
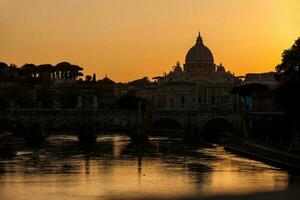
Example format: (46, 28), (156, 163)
(1, 0), (300, 82)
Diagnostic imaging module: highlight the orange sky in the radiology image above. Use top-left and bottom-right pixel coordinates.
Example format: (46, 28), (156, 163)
(1, 0), (300, 82)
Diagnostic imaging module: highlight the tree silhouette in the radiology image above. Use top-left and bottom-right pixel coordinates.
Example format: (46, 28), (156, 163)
(0, 62), (9, 79)
(85, 75), (92, 82)
(0, 62), (8, 69)
(20, 63), (36, 78)
(70, 64), (83, 80)
(0, 63), (24, 81)
(275, 37), (300, 119)
(56, 62), (83, 80)
(56, 62), (72, 80)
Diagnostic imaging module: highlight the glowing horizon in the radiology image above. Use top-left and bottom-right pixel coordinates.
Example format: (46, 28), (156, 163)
(1, 0), (300, 82)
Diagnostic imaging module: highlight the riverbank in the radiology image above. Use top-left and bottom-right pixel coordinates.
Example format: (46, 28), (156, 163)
(115, 188), (300, 200)
(219, 136), (300, 172)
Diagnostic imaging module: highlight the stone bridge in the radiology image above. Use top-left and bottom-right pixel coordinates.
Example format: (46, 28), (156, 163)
(0, 109), (244, 141)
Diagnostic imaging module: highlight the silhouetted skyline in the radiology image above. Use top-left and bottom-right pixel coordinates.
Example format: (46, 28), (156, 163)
(1, 0), (300, 81)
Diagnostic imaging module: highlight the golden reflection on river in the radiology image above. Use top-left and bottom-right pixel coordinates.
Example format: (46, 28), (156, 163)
(0, 134), (289, 200)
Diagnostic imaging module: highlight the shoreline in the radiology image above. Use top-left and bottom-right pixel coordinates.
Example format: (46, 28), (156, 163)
(220, 137), (300, 172)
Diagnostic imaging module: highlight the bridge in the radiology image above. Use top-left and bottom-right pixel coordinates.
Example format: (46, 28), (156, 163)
(0, 108), (245, 142)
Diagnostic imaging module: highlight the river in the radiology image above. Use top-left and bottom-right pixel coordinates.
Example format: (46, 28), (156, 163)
(0, 134), (292, 199)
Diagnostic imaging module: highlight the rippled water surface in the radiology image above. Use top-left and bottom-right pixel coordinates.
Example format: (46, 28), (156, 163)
(0, 134), (291, 199)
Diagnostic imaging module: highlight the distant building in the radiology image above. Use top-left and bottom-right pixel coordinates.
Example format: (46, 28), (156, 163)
(243, 72), (277, 88)
(122, 77), (156, 100)
(97, 76), (116, 107)
(153, 33), (239, 111)
(234, 72), (279, 111)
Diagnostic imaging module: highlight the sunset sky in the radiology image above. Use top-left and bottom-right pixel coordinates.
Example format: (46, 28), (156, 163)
(1, 0), (300, 82)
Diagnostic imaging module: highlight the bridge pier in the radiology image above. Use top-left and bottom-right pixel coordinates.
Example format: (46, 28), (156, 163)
(25, 123), (46, 141)
(182, 114), (201, 141)
(77, 126), (98, 143)
(130, 124), (148, 142)
(183, 125), (201, 141)
(130, 102), (148, 142)
(77, 121), (98, 143)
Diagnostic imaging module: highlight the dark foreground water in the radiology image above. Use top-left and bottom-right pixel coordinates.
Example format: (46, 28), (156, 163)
(0, 134), (292, 199)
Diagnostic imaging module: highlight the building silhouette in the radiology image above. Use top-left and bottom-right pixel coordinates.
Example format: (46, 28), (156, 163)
(152, 33), (239, 111)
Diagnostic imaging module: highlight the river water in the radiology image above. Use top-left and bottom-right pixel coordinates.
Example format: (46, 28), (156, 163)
(0, 134), (292, 199)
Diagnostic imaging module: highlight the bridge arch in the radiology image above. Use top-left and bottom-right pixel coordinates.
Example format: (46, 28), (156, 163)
(150, 117), (184, 136)
(200, 117), (238, 139)
(0, 117), (28, 133)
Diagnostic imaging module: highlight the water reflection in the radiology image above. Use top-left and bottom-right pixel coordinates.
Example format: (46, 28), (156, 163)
(0, 134), (290, 199)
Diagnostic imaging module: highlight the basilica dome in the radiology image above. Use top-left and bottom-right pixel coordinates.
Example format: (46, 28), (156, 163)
(185, 33), (214, 64)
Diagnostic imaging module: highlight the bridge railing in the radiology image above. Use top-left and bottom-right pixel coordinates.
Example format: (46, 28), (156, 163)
(152, 102), (239, 114)
(0, 108), (245, 117)
(0, 109), (139, 116)
(151, 110), (241, 117)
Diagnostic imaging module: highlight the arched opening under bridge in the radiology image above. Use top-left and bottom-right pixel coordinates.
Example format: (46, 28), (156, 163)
(201, 118), (237, 140)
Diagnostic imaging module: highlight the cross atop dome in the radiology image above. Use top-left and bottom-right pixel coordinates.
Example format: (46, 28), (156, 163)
(196, 32), (203, 45)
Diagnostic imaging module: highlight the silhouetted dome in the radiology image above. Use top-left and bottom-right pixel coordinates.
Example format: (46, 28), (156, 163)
(185, 33), (214, 63)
